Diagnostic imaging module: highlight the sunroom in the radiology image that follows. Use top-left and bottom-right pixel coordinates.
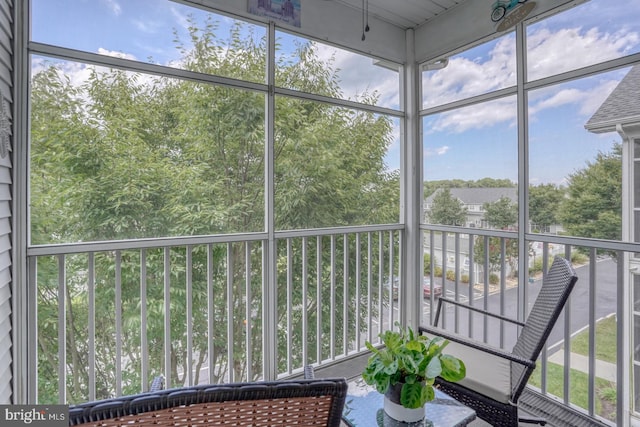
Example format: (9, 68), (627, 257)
(2, 0), (640, 426)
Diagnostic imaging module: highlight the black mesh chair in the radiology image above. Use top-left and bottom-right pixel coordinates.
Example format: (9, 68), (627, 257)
(419, 256), (578, 427)
(69, 371), (347, 426)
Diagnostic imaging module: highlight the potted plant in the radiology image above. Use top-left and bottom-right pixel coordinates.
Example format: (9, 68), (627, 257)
(362, 322), (466, 423)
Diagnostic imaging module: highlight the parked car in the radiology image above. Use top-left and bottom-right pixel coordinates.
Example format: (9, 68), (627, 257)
(390, 276), (443, 300)
(423, 276), (443, 299)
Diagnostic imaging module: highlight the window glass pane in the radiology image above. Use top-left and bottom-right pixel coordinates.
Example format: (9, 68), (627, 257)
(528, 69), (627, 240)
(526, 0), (640, 82)
(422, 33), (516, 109)
(423, 96), (518, 230)
(30, 57), (265, 244)
(31, 0), (267, 83)
(275, 32), (401, 110)
(274, 98), (400, 230)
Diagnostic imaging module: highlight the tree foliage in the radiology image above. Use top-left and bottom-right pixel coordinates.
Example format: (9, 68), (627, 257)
(529, 184), (565, 232)
(483, 196), (517, 230)
(31, 17), (398, 403)
(423, 178), (515, 199)
(559, 145), (622, 240)
(426, 188), (467, 226)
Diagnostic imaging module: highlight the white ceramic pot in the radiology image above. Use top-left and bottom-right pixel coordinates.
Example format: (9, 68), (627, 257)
(383, 384), (425, 423)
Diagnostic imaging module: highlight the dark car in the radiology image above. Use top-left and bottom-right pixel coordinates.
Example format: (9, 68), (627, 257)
(422, 276), (443, 299)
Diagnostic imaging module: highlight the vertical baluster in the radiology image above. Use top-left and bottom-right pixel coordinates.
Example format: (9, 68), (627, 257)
(207, 244), (215, 384)
(367, 232), (373, 347)
(186, 245), (193, 386)
(57, 255), (66, 403)
(301, 237), (308, 366)
(245, 242), (253, 381)
(343, 234), (349, 355)
(164, 247), (171, 387)
(88, 252), (96, 399)
(286, 238), (293, 374)
(316, 236), (322, 363)
(140, 250), (148, 392)
(330, 235), (336, 360)
(115, 251), (122, 396)
(355, 233), (361, 350)
(227, 243), (234, 382)
(588, 247), (597, 415)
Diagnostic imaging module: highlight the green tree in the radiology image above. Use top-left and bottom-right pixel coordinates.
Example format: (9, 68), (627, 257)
(423, 178), (515, 198)
(30, 17), (398, 403)
(559, 145), (622, 240)
(483, 196), (517, 229)
(473, 236), (518, 275)
(426, 189), (467, 226)
(529, 184), (564, 232)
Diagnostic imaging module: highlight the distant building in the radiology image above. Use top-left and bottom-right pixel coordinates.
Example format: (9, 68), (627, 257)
(424, 187), (517, 228)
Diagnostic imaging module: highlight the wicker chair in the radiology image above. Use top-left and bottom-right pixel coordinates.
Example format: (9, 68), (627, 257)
(69, 374), (348, 426)
(419, 256), (578, 427)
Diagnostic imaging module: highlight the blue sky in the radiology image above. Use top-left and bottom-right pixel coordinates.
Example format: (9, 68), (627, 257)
(421, 0), (640, 185)
(31, 0), (640, 186)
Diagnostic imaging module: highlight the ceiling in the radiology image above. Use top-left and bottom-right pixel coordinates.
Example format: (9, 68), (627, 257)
(207, 0), (573, 65)
(330, 0), (470, 30)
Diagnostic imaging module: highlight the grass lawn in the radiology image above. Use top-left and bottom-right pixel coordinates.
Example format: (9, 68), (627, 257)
(528, 362), (616, 421)
(570, 315), (617, 364)
(527, 314), (618, 422)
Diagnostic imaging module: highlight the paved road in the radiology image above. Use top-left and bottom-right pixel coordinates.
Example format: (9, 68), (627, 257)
(430, 257), (618, 353)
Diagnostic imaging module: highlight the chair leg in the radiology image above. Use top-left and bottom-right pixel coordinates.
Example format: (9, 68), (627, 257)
(518, 415), (546, 425)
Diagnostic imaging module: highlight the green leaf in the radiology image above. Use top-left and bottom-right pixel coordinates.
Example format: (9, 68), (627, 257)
(425, 354), (442, 379)
(405, 339), (423, 352)
(439, 355), (466, 382)
(400, 382), (425, 409)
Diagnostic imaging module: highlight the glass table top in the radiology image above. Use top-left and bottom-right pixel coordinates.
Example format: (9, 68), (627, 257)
(342, 378), (476, 427)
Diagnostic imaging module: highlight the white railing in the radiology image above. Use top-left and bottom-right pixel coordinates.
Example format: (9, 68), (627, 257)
(27, 225), (403, 404)
(421, 225), (626, 426)
(29, 222), (626, 425)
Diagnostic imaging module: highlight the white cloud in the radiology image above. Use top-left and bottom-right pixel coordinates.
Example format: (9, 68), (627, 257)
(132, 19), (161, 34)
(528, 77), (621, 119)
(170, 6), (191, 31)
(423, 23), (639, 134)
(527, 27), (639, 81)
(97, 48), (137, 61)
(577, 79), (620, 117)
(423, 34), (517, 108)
(101, 0), (122, 16)
(315, 43), (400, 108)
(424, 146), (450, 157)
(529, 88), (585, 114)
(431, 98), (517, 134)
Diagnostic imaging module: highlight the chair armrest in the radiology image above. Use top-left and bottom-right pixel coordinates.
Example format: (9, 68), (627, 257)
(434, 297), (525, 327)
(419, 324), (535, 368)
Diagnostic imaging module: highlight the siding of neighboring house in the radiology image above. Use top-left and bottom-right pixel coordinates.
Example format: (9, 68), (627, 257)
(424, 187), (517, 227)
(0, 0), (12, 405)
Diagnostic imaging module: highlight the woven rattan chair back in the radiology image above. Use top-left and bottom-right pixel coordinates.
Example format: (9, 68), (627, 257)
(69, 378), (348, 426)
(510, 256), (578, 401)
